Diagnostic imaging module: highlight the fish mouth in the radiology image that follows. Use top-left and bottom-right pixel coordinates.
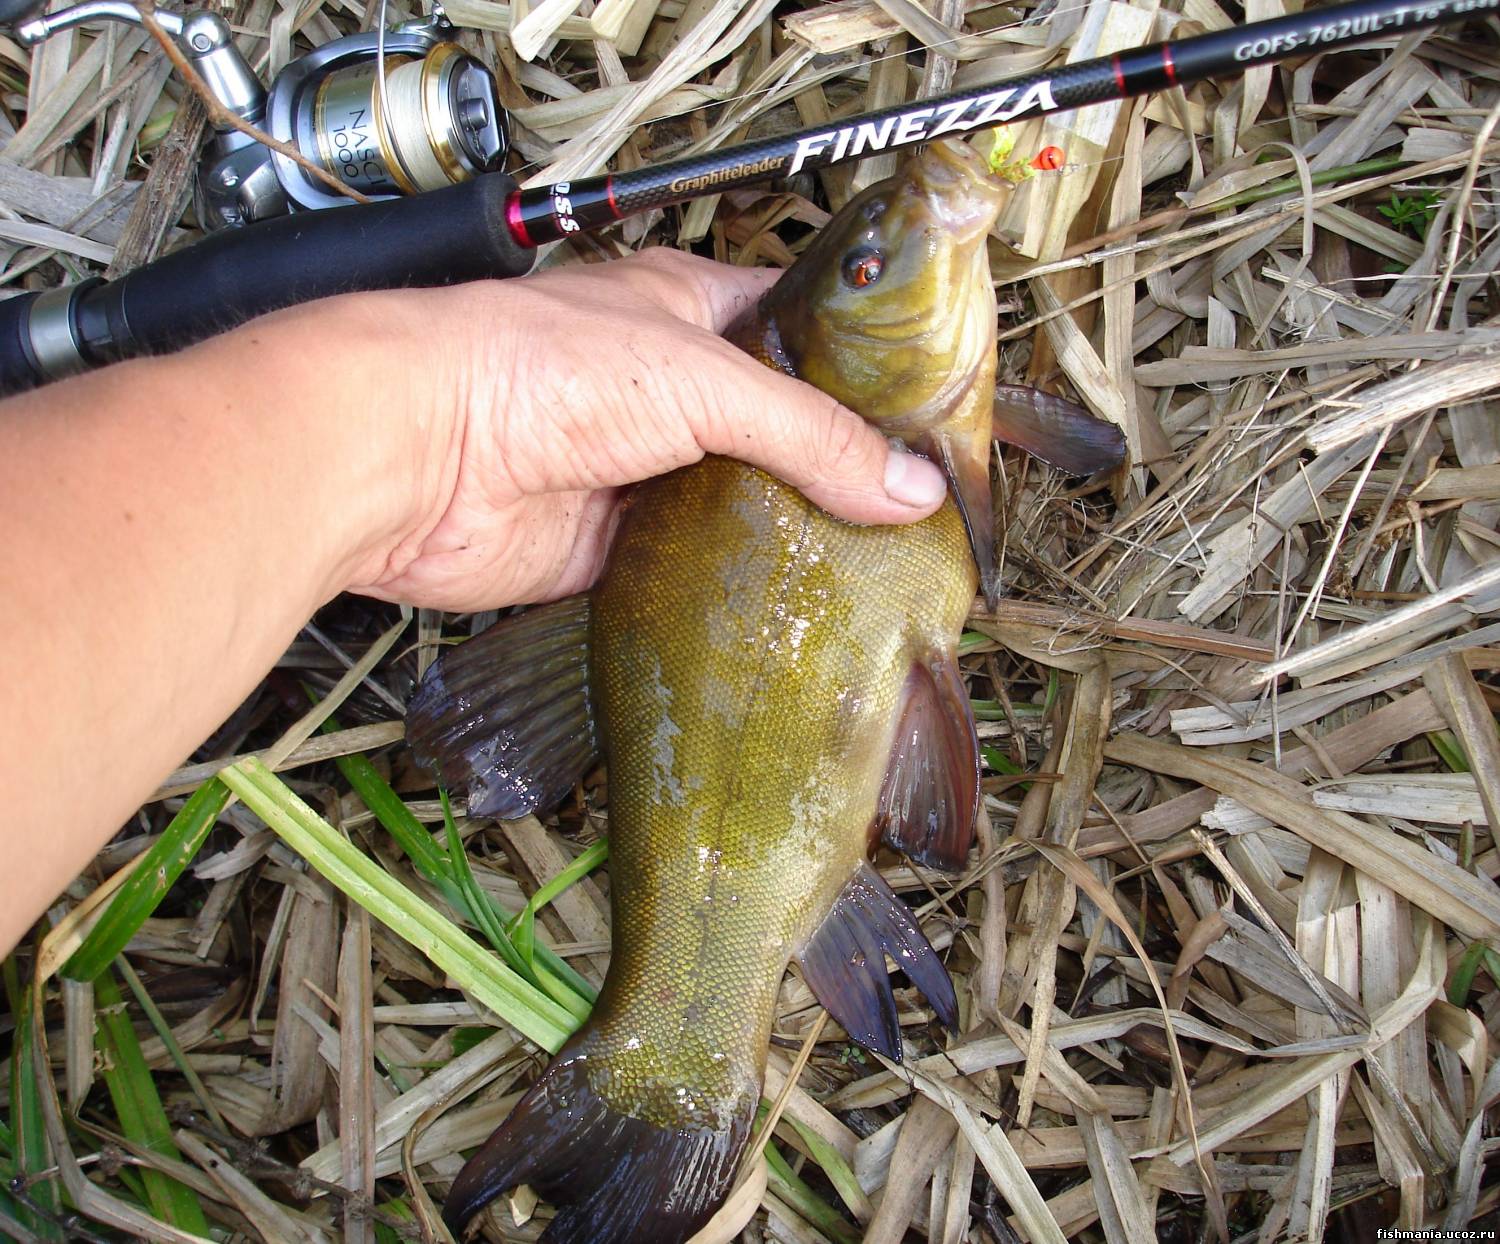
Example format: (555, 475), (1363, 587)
(906, 139), (1007, 240)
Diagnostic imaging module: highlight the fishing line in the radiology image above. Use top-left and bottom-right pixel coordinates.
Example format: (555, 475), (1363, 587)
(374, 0), (405, 189)
(502, 0), (1500, 247)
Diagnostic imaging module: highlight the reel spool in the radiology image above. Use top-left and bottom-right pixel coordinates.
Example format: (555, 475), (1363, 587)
(8, 2), (507, 228)
(269, 30), (506, 214)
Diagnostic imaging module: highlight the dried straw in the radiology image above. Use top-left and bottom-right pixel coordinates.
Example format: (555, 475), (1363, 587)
(7, 0), (1500, 1240)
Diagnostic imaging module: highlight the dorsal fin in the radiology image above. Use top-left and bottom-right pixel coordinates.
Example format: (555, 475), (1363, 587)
(405, 595), (599, 819)
(874, 653), (980, 872)
(796, 863), (958, 1060)
(993, 384), (1127, 476)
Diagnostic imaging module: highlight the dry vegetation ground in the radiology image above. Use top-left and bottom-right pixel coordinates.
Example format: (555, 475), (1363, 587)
(3, 0), (1500, 1241)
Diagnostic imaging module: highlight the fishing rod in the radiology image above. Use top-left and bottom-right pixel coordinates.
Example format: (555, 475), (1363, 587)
(505, 0), (1500, 246)
(0, 0), (1493, 392)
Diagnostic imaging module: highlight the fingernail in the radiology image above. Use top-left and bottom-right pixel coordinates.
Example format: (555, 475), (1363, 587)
(883, 450), (947, 508)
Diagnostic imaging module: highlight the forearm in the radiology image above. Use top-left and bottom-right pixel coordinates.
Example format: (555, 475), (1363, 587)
(0, 251), (944, 956)
(0, 291), (458, 953)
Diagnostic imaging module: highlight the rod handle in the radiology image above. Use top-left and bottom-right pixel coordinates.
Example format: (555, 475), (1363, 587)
(0, 171), (534, 394)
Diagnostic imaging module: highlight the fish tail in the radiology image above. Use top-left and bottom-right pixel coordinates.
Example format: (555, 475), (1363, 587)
(443, 1044), (755, 1243)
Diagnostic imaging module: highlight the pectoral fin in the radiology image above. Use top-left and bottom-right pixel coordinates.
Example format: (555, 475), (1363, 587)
(875, 653), (980, 872)
(405, 595), (599, 819)
(993, 384), (1127, 476)
(797, 863), (958, 1060)
(918, 429), (998, 609)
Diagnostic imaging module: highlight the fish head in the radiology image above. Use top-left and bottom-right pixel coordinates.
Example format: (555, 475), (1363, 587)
(757, 138), (1005, 438)
(747, 138), (1010, 604)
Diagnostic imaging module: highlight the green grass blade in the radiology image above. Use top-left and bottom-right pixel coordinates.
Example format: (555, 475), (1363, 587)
(781, 1116), (869, 1223)
(92, 969), (211, 1234)
(1428, 729), (1471, 773)
(509, 900), (537, 968)
(434, 794), (592, 1022)
(957, 630), (995, 656)
(498, 824), (608, 1011)
(336, 747), (528, 973)
(327, 724), (595, 1014)
(1448, 939), (1488, 1005)
(374, 1197), (415, 1244)
(981, 745), (1022, 775)
(0, 1176), (18, 1238)
(8, 979), (63, 1241)
(763, 1140), (861, 1244)
(1217, 154), (1406, 209)
(528, 927), (598, 1004)
(519, 838), (609, 919)
(330, 745), (451, 879)
(221, 757), (579, 1053)
(325, 714), (594, 1002)
(969, 699), (1043, 723)
(115, 957), (227, 1132)
(439, 792), (528, 970)
(63, 778), (232, 982)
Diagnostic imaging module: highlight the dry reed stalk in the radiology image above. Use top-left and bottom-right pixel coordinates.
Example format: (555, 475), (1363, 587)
(9, 0), (1500, 1240)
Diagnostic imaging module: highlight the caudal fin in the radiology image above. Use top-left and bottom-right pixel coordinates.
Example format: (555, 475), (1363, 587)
(444, 1048), (753, 1243)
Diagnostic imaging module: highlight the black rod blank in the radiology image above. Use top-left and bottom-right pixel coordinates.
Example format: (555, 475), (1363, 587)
(505, 0), (1499, 245)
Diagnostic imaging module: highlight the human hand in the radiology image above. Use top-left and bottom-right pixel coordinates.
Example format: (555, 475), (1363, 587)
(0, 249), (952, 955)
(347, 249), (949, 611)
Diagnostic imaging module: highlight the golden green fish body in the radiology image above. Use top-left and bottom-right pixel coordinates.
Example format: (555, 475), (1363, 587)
(582, 456), (975, 1127)
(430, 138), (1012, 1242)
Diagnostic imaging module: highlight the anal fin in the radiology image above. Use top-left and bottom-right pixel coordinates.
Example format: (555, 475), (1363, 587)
(875, 653), (979, 872)
(405, 595), (598, 820)
(797, 863), (958, 1060)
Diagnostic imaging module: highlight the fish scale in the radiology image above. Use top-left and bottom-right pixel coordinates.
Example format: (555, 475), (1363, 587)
(587, 456), (973, 1125)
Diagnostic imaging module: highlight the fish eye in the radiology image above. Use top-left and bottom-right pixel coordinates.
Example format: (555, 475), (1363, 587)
(862, 198), (887, 222)
(842, 248), (884, 288)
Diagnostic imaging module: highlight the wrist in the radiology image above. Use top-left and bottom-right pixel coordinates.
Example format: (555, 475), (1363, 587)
(174, 289), (472, 604)
(336, 278), (523, 603)
(317, 288), (474, 597)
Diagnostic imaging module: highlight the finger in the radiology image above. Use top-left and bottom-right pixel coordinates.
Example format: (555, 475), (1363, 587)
(689, 363), (949, 526)
(596, 250), (781, 334)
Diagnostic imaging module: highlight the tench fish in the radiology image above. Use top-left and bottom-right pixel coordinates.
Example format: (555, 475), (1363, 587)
(406, 137), (1124, 1243)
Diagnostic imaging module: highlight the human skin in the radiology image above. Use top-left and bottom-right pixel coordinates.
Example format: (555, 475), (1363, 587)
(0, 249), (947, 957)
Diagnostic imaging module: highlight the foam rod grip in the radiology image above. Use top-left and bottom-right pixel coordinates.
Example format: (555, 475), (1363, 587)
(77, 172), (535, 364)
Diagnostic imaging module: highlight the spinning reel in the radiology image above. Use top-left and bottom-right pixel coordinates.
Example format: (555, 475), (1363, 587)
(8, 0), (508, 228)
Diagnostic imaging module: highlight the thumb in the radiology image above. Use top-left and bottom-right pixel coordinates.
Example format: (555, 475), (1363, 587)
(692, 363), (949, 526)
